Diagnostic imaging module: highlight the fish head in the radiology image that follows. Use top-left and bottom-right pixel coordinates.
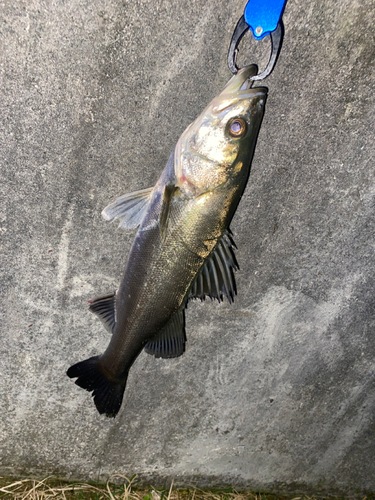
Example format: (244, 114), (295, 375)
(175, 65), (267, 194)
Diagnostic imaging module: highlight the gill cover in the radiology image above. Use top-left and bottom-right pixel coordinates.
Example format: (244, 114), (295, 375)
(174, 65), (267, 194)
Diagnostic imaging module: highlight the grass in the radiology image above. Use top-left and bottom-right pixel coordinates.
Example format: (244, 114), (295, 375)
(0, 475), (310, 500)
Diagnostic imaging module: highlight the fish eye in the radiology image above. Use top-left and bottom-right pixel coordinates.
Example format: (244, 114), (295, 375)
(228, 118), (246, 138)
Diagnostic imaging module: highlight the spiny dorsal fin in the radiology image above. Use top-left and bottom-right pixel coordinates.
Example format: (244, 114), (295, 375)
(89, 291), (117, 334)
(102, 187), (153, 230)
(189, 229), (239, 303)
(144, 307), (186, 359)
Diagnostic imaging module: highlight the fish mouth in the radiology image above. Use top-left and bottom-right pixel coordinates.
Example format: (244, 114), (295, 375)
(220, 65), (268, 97)
(212, 67), (267, 113)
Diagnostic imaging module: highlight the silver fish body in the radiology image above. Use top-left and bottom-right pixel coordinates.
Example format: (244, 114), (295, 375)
(67, 65), (267, 417)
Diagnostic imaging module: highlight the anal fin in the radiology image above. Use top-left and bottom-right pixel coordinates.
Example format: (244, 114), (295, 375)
(144, 307), (186, 359)
(89, 291), (117, 334)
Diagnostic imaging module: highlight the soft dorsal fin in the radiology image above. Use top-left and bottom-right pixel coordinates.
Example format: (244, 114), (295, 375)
(189, 230), (239, 303)
(144, 307), (186, 359)
(88, 292), (117, 334)
(102, 187), (153, 230)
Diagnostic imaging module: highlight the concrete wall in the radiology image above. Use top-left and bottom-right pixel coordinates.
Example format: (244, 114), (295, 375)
(1, 0), (375, 496)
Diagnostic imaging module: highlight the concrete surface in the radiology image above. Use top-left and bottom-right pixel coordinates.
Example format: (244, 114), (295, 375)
(1, 0), (375, 496)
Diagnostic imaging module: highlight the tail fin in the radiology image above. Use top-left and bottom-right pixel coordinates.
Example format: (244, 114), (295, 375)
(67, 356), (127, 418)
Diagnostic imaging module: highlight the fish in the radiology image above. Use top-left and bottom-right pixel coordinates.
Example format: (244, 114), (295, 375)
(67, 65), (267, 417)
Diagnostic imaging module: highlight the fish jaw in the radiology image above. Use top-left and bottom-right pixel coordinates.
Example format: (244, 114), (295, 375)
(174, 66), (267, 195)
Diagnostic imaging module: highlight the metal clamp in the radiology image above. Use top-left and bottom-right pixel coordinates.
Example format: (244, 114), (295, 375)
(228, 0), (287, 80)
(228, 16), (284, 80)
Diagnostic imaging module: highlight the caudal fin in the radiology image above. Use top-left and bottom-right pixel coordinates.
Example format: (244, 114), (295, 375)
(67, 356), (127, 418)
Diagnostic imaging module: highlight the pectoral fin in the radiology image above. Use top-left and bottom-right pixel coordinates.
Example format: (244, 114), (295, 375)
(189, 230), (239, 303)
(144, 307), (186, 358)
(159, 184), (178, 240)
(88, 291), (117, 334)
(102, 187), (153, 229)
